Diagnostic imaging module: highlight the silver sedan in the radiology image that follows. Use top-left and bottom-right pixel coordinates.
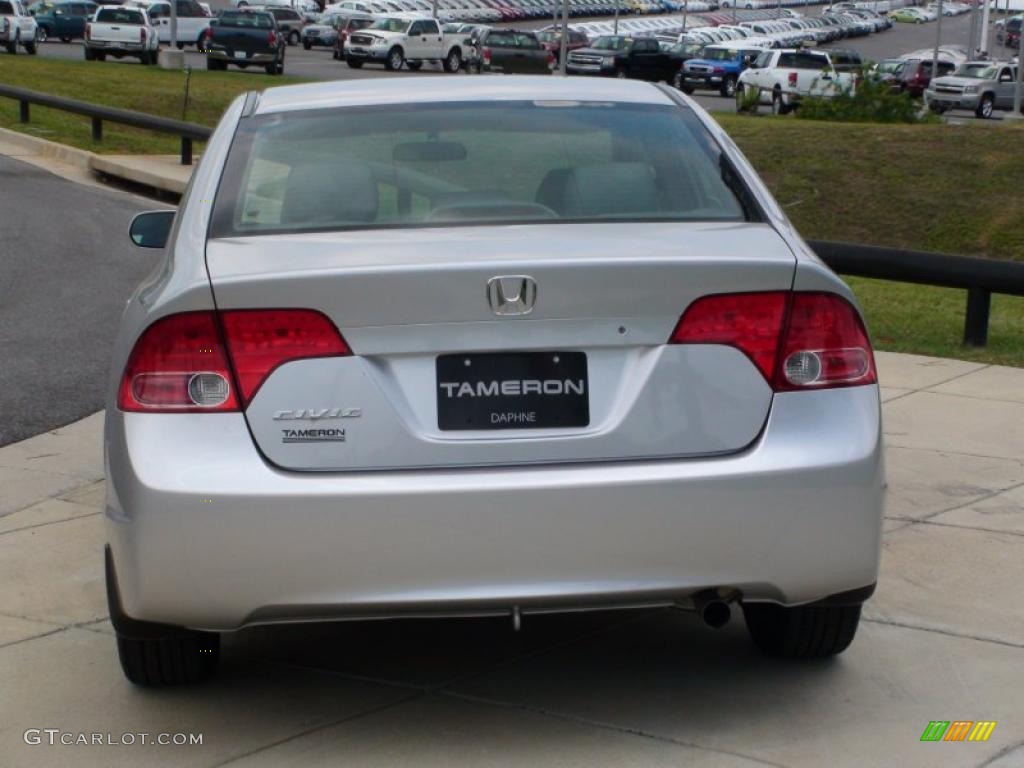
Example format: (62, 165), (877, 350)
(107, 76), (884, 686)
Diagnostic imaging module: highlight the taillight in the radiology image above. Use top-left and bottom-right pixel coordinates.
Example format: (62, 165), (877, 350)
(203, 26), (213, 40)
(140, 26), (146, 42)
(547, 50), (556, 68)
(118, 309), (351, 412)
(482, 46), (491, 63)
(669, 292), (876, 392)
(219, 309), (350, 405)
(268, 29), (277, 45)
(787, 71), (797, 86)
(118, 312), (239, 412)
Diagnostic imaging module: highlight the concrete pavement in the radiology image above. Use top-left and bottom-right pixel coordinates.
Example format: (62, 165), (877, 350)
(1, 352), (1022, 767)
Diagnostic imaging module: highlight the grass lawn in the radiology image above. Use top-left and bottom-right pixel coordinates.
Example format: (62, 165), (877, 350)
(1, 58), (1022, 365)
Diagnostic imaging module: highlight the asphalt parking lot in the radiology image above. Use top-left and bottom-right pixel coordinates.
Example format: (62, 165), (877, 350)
(28, 4), (1011, 115)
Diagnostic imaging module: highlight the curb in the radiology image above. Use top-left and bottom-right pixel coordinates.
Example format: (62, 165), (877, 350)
(0, 126), (190, 197)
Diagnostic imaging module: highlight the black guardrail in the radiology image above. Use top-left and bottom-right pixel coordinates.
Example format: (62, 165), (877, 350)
(1, 82), (1021, 346)
(809, 240), (1024, 347)
(0, 84), (211, 165)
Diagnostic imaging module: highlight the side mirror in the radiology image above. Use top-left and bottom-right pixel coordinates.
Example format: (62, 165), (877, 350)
(129, 210), (175, 249)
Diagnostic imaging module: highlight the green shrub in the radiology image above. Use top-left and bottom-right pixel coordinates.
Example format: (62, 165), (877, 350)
(796, 72), (935, 124)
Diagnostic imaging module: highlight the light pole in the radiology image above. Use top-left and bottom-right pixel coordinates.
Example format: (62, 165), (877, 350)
(967, 0), (978, 55)
(681, 0), (687, 36)
(170, 0), (178, 50)
(614, 2), (619, 34)
(930, 0), (944, 87)
(979, 0), (991, 54)
(1011, 19), (1024, 120)
(559, 0), (568, 75)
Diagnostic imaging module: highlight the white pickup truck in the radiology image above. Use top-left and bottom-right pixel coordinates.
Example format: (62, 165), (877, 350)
(0, 0), (38, 54)
(84, 5), (159, 63)
(736, 48), (856, 114)
(344, 15), (465, 72)
(124, 0), (210, 48)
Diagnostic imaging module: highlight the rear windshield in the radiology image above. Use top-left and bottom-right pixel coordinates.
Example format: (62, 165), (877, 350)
(368, 16), (408, 32)
(485, 31), (540, 49)
(210, 101), (756, 238)
(96, 7), (144, 21)
(0, 1), (14, 12)
(219, 11), (273, 27)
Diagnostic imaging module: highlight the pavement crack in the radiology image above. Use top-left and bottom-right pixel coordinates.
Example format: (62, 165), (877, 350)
(0, 626), (67, 651)
(0, 510), (101, 537)
(441, 689), (789, 768)
(863, 617), (1023, 650)
(209, 690), (425, 767)
(886, 517), (1024, 538)
(915, 479), (1024, 523)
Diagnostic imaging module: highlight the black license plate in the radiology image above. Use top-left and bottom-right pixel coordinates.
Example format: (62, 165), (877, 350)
(437, 352), (589, 431)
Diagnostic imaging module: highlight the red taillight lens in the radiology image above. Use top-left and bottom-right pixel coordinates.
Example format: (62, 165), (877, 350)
(140, 26), (146, 41)
(268, 29), (277, 45)
(547, 50), (556, 68)
(203, 26), (213, 40)
(118, 312), (239, 412)
(774, 292), (876, 391)
(118, 309), (351, 412)
(669, 292), (876, 392)
(670, 292), (787, 381)
(220, 309), (350, 406)
(787, 71), (797, 86)
(482, 46), (491, 63)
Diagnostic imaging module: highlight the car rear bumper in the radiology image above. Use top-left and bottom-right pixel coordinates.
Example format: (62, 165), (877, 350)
(86, 41), (148, 52)
(207, 49), (276, 63)
(106, 386), (885, 632)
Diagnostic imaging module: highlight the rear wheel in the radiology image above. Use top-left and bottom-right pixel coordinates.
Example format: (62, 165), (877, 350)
(95, 51), (106, 61)
(975, 93), (994, 119)
(37, 25), (49, 42)
(24, 38), (37, 54)
(303, 40), (312, 50)
(743, 603), (862, 659)
(720, 75), (736, 98)
(288, 30), (299, 46)
(771, 88), (790, 115)
(84, 45), (95, 60)
(384, 46), (404, 71)
(444, 47), (461, 72)
(116, 631), (220, 686)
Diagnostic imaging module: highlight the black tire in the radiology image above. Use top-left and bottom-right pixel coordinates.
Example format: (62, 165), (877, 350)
(681, 84), (694, 95)
(384, 46), (403, 71)
(288, 30), (299, 46)
(37, 25), (49, 43)
(614, 66), (628, 79)
(672, 69), (683, 90)
(206, 57), (225, 70)
(720, 75), (736, 98)
(303, 40), (312, 50)
(443, 47), (461, 72)
(116, 631), (220, 686)
(85, 47), (95, 60)
(743, 603), (862, 659)
(771, 88), (790, 115)
(24, 39), (37, 54)
(975, 93), (994, 119)
(95, 51), (106, 61)
(346, 57), (363, 68)
(6, 37), (17, 54)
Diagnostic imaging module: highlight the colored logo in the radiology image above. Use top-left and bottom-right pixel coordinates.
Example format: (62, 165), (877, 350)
(920, 721), (997, 742)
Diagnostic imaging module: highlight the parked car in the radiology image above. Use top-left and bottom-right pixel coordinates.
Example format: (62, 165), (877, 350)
(737, 48), (856, 114)
(125, 0), (210, 47)
(112, 75), (884, 686)
(869, 57), (906, 89)
(84, 4), (158, 62)
(679, 43), (764, 97)
(204, 8), (286, 73)
(534, 27), (587, 64)
(470, 27), (552, 73)
(324, 10), (373, 57)
(252, 4), (303, 44)
(345, 15), (465, 71)
(31, 0), (94, 41)
(925, 60), (1023, 118)
(566, 34), (676, 81)
(0, 0), (38, 52)
(888, 6), (930, 23)
(896, 58), (956, 97)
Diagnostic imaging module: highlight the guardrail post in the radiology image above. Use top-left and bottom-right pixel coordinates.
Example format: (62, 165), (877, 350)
(964, 287), (991, 347)
(91, 117), (103, 143)
(181, 137), (192, 166)
(19, 100), (29, 123)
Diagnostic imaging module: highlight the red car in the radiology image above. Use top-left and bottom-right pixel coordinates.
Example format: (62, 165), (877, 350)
(897, 58), (957, 97)
(535, 28), (589, 64)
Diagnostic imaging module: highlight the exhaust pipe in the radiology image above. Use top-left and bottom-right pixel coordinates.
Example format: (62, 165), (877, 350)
(692, 590), (732, 629)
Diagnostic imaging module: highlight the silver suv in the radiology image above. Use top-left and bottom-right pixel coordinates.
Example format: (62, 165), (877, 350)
(925, 60), (1022, 118)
